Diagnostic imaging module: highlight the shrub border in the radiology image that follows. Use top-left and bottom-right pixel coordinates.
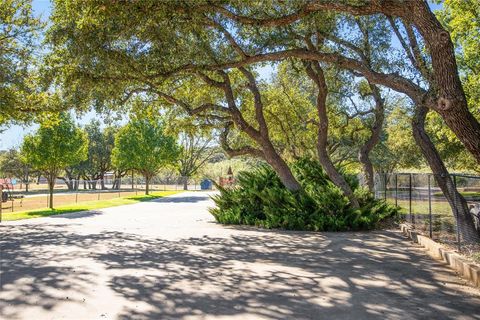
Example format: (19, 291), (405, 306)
(400, 223), (480, 288)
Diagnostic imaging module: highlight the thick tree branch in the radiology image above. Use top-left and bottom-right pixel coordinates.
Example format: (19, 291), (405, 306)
(238, 67), (269, 138)
(402, 20), (433, 83)
(151, 89), (227, 116)
(220, 122), (264, 158)
(220, 71), (262, 139)
(210, 2), (407, 28)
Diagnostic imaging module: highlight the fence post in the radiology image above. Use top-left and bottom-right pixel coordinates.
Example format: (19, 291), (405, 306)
(76, 190), (78, 203)
(0, 195), (3, 223)
(409, 173), (413, 224)
(428, 174), (432, 238)
(394, 174), (398, 207)
(453, 175), (461, 251)
(384, 173), (387, 201)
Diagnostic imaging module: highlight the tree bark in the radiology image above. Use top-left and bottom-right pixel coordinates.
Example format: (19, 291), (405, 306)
(145, 175), (150, 195)
(221, 70), (303, 192)
(305, 61), (360, 208)
(47, 173), (55, 209)
(204, 2), (480, 163)
(25, 171), (29, 193)
(412, 105), (479, 242)
(406, 2), (480, 163)
(358, 84), (385, 192)
(262, 141), (302, 191)
(62, 179), (74, 191)
(183, 177), (188, 190)
(131, 170), (134, 189)
(358, 150), (374, 192)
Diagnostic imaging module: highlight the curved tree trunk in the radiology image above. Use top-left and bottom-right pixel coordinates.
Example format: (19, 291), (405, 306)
(220, 69), (303, 192)
(61, 179), (74, 191)
(358, 149), (374, 192)
(262, 140), (302, 191)
(358, 84), (385, 192)
(409, 2), (480, 163)
(304, 61), (359, 208)
(412, 105), (479, 242)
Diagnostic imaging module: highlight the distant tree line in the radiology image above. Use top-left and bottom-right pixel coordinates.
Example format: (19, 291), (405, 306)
(0, 113), (218, 208)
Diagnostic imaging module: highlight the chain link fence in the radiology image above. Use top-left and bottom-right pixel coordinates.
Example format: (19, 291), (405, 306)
(374, 173), (480, 261)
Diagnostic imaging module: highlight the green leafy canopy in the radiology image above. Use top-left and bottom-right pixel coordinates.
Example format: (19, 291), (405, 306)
(21, 113), (88, 173)
(112, 116), (180, 177)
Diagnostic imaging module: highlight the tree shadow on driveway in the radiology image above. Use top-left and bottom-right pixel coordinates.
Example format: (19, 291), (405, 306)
(1, 224), (479, 319)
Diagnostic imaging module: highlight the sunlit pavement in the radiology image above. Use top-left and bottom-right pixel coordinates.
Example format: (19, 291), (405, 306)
(1, 191), (479, 320)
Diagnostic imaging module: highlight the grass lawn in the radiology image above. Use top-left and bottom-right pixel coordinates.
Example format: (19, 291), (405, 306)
(1, 191), (182, 221)
(433, 191), (480, 198)
(387, 198), (454, 216)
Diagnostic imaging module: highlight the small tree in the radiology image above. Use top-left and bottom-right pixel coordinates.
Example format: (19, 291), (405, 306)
(112, 118), (179, 195)
(80, 121), (117, 189)
(21, 113), (88, 208)
(178, 132), (216, 190)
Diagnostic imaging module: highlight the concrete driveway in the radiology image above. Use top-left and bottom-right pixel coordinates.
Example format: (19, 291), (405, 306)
(1, 191), (479, 320)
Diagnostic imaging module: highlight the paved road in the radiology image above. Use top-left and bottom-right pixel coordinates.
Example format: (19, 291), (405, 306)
(1, 192), (479, 320)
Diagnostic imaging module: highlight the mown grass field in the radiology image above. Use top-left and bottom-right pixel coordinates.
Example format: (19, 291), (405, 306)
(2, 183), (194, 213)
(1, 191), (182, 221)
(387, 198), (454, 216)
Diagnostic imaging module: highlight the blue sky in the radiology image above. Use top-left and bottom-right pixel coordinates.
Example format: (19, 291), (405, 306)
(0, 0), (442, 150)
(32, 0), (51, 15)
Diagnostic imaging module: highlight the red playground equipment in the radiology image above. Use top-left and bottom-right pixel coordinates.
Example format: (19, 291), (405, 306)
(218, 166), (236, 188)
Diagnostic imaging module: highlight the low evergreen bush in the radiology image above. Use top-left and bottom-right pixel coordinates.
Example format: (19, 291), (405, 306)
(210, 158), (398, 231)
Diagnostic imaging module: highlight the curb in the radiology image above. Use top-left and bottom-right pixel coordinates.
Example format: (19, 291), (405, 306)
(400, 224), (480, 288)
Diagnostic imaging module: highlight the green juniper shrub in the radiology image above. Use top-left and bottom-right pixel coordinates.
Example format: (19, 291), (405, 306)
(210, 158), (398, 231)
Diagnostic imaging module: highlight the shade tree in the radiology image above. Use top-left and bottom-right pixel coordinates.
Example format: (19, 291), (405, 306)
(112, 116), (179, 195)
(43, 1), (479, 237)
(197, 1), (480, 164)
(46, 3), (359, 204)
(82, 121), (116, 189)
(44, 1), (371, 208)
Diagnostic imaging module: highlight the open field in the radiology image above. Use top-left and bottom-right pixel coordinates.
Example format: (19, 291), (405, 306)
(8, 182), (202, 194)
(1, 183), (204, 213)
(0, 191), (182, 221)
